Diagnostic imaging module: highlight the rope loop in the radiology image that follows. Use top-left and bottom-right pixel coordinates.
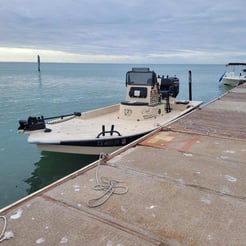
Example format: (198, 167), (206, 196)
(0, 216), (7, 243)
(87, 153), (128, 208)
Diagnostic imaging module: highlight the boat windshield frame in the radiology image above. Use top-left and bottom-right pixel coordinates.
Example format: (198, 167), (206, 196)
(125, 68), (157, 87)
(226, 63), (246, 67)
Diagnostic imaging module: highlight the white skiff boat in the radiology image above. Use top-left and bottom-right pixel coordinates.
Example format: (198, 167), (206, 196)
(18, 67), (202, 155)
(220, 63), (246, 87)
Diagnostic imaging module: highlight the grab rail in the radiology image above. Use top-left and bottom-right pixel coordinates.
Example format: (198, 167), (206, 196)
(96, 125), (121, 138)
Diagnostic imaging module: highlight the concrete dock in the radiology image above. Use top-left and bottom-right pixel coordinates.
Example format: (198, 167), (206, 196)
(1, 84), (246, 245)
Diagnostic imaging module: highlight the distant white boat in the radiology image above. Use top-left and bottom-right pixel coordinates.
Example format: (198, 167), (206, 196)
(220, 63), (246, 87)
(18, 67), (202, 155)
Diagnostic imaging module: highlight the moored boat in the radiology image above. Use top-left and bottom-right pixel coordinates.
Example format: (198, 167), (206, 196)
(220, 63), (246, 87)
(18, 67), (202, 155)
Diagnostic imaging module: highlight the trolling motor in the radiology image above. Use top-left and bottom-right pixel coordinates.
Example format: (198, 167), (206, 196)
(18, 112), (81, 131)
(18, 116), (46, 131)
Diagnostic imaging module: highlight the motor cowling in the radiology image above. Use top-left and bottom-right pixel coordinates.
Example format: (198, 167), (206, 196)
(18, 116), (46, 131)
(160, 76), (179, 98)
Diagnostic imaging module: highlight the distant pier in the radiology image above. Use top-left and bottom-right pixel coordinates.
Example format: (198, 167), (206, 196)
(1, 84), (246, 245)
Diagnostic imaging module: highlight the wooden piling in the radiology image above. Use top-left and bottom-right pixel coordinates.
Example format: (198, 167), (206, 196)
(189, 70), (192, 101)
(37, 55), (41, 72)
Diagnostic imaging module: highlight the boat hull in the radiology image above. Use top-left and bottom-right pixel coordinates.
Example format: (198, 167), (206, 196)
(37, 132), (150, 155)
(222, 76), (246, 87)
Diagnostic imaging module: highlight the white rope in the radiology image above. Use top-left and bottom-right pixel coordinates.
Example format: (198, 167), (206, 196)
(0, 216), (14, 243)
(0, 216), (7, 242)
(87, 153), (128, 208)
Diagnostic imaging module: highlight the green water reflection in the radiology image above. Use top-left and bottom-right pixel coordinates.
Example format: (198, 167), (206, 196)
(25, 152), (98, 194)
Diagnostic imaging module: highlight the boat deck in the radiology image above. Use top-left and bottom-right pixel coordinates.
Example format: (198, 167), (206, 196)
(28, 101), (201, 143)
(1, 84), (246, 245)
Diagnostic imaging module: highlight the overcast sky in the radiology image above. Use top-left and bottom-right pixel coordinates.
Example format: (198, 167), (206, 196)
(0, 0), (245, 63)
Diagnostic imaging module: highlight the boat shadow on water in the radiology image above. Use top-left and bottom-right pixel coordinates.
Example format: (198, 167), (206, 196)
(24, 152), (98, 194)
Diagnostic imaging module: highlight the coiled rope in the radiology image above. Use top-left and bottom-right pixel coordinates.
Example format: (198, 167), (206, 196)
(87, 153), (128, 208)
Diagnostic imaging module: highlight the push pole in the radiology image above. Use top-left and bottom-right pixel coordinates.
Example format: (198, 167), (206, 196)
(188, 70), (192, 101)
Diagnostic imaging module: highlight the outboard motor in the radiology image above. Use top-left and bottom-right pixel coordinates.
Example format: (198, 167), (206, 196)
(160, 75), (179, 98)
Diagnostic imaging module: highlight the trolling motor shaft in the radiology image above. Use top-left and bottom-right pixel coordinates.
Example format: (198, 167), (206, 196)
(18, 112), (81, 131)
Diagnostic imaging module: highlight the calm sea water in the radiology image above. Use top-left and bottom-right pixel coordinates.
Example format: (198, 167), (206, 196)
(0, 62), (230, 209)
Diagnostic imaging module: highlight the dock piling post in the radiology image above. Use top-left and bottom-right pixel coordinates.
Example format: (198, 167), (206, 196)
(37, 55), (41, 72)
(189, 70), (192, 101)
